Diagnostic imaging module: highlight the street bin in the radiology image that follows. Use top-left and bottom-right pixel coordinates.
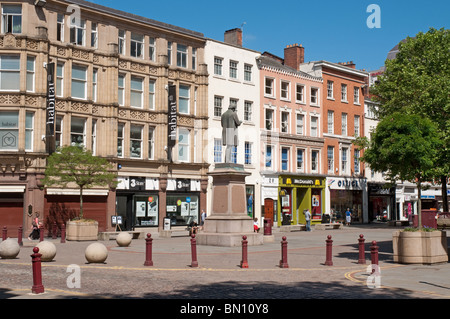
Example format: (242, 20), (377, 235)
(264, 218), (272, 236)
(163, 217), (171, 231)
(412, 210), (438, 229)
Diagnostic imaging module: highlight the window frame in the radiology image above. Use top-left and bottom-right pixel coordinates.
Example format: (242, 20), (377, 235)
(130, 124), (143, 159)
(70, 117), (86, 147)
(179, 85), (190, 114)
(26, 56), (35, 93)
(71, 64), (88, 100)
(130, 33), (144, 59)
(176, 44), (187, 68)
(214, 57), (223, 76)
(0, 111), (19, 151)
(2, 5), (22, 34)
(70, 18), (86, 46)
(130, 76), (144, 108)
(178, 128), (190, 162)
(265, 77), (275, 97)
(0, 54), (20, 91)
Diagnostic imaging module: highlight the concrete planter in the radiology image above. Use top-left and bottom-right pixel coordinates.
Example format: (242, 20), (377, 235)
(393, 230), (448, 264)
(66, 220), (98, 241)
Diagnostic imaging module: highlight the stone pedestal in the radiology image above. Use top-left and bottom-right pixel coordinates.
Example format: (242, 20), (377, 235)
(197, 164), (263, 246)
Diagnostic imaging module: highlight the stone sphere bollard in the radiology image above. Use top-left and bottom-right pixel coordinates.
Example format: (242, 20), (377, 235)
(116, 232), (132, 247)
(35, 241), (57, 262)
(85, 243), (108, 264)
(0, 238), (20, 259)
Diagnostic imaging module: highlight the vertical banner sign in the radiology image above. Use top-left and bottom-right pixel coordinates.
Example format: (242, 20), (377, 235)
(167, 85), (177, 161)
(46, 62), (56, 155)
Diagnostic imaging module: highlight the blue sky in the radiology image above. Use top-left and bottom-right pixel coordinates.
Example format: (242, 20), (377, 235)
(90, 0), (448, 71)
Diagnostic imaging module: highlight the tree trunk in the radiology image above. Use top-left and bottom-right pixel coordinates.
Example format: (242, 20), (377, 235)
(417, 181), (422, 229)
(442, 176), (448, 212)
(80, 187), (84, 220)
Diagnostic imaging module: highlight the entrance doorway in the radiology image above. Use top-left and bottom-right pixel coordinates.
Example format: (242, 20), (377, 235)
(264, 198), (274, 226)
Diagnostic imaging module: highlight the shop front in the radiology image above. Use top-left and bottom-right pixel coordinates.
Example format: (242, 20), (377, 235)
(116, 176), (160, 230)
(166, 178), (201, 226)
(277, 176), (326, 226)
(0, 186), (25, 238)
(326, 177), (368, 224)
(368, 183), (395, 222)
(261, 175), (279, 226)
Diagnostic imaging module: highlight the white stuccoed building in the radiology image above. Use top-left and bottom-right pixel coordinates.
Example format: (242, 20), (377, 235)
(204, 28), (262, 221)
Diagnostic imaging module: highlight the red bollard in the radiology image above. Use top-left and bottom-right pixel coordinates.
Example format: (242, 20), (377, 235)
(190, 234), (198, 268)
(325, 235), (333, 266)
(31, 247), (45, 294)
(370, 240), (379, 273)
(144, 233), (153, 266)
(240, 235), (249, 268)
(2, 226), (7, 241)
(52, 222), (57, 239)
(358, 234), (366, 264)
(18, 226), (23, 246)
(60, 223), (66, 243)
(39, 225), (44, 242)
(279, 236), (289, 268)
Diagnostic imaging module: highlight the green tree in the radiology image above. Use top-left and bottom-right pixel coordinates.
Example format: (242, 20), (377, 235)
(43, 146), (118, 220)
(371, 27), (450, 211)
(355, 113), (442, 228)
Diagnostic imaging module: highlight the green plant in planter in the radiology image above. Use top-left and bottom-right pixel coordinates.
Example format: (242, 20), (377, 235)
(43, 146), (118, 220)
(403, 226), (438, 232)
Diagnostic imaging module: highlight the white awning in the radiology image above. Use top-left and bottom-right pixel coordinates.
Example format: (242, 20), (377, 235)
(0, 185), (25, 193)
(46, 188), (109, 196)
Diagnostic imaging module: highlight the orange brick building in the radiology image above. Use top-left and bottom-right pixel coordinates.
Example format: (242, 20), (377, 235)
(300, 61), (369, 222)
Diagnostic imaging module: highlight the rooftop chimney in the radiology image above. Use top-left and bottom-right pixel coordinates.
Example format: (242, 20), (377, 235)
(224, 28), (243, 47)
(284, 44), (305, 71)
(338, 61), (356, 69)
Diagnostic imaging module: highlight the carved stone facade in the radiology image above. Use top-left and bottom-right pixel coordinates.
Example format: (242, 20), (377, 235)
(0, 0), (209, 234)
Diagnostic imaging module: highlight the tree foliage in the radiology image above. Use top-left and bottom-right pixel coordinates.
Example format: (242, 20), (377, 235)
(355, 113), (442, 227)
(370, 27), (450, 210)
(43, 146), (118, 220)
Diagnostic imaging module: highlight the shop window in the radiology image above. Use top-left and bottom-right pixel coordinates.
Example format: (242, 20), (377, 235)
(166, 194), (199, 226)
(134, 195), (159, 226)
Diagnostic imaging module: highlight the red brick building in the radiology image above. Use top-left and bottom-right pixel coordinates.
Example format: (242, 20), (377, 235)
(300, 61), (369, 222)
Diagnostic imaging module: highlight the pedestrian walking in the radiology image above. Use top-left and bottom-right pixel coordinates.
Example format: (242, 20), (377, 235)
(200, 209), (207, 230)
(28, 212), (40, 240)
(345, 208), (352, 226)
(305, 209), (311, 231)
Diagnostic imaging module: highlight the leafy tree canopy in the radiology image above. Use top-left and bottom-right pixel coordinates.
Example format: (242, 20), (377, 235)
(359, 113), (442, 184)
(43, 146), (118, 219)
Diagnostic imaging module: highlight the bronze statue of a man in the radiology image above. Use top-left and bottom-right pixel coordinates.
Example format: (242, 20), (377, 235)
(221, 105), (242, 163)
